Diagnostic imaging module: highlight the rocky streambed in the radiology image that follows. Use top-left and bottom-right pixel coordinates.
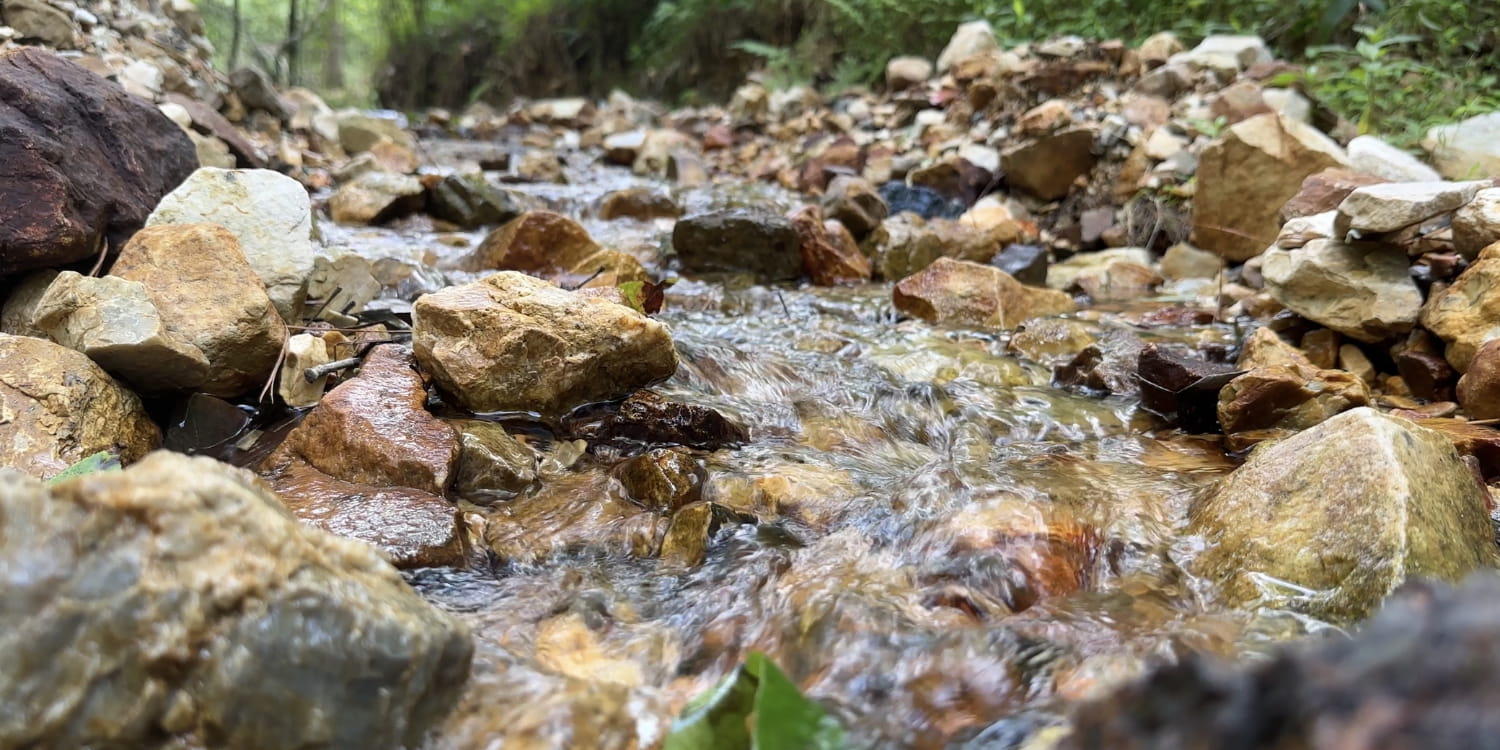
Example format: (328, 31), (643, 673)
(5, 9), (1500, 750)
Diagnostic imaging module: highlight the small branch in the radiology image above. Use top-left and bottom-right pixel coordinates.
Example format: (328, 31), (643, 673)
(304, 357), (362, 383)
(87, 236), (109, 277)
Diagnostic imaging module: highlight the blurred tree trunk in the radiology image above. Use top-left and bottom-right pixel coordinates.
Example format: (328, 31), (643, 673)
(285, 0), (301, 86)
(323, 0), (344, 90)
(229, 0), (242, 69)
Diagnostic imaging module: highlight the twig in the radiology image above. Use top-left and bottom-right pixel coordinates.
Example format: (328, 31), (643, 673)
(87, 236), (109, 277)
(776, 289), (792, 319)
(258, 319), (291, 403)
(304, 357), (362, 383)
(567, 267), (606, 290)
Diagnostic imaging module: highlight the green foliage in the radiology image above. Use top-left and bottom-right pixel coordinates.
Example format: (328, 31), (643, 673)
(47, 451), (122, 485)
(664, 652), (847, 750)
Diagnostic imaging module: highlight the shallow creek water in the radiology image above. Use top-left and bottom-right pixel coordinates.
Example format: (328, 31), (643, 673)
(318, 162), (1333, 749)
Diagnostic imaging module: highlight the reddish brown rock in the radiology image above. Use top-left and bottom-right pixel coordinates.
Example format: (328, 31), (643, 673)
(612, 448), (703, 512)
(1280, 168), (1388, 221)
(462, 210), (646, 288)
(276, 345), (459, 495)
(566, 391), (748, 450)
(790, 206), (872, 286)
(596, 188), (681, 221)
(893, 257), (1076, 330)
(1000, 127), (1096, 201)
(260, 455), (468, 568)
(1217, 362), (1371, 435)
(821, 175), (889, 238)
(1209, 80), (1271, 125)
(1458, 339), (1500, 420)
(0, 48), (197, 276)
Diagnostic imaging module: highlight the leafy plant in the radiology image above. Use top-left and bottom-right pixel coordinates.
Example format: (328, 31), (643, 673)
(663, 652), (847, 750)
(47, 451), (122, 485)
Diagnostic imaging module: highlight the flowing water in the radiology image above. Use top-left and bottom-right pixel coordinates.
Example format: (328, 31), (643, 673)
(320, 160), (1332, 749)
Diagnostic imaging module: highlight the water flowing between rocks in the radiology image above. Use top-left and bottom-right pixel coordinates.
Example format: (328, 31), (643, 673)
(310, 165), (1328, 749)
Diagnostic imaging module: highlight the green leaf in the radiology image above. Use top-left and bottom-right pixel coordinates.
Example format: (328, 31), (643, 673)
(46, 450), (122, 485)
(618, 281), (647, 314)
(664, 652), (847, 750)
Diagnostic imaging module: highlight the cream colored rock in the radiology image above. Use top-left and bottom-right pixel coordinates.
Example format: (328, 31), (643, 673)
(1261, 240), (1420, 343)
(279, 333), (332, 407)
(1189, 408), (1498, 624)
(111, 223), (287, 397)
(1160, 243), (1222, 280)
(1453, 187), (1500, 259)
(1194, 114), (1349, 261)
(937, 20), (998, 73)
(412, 272), (679, 414)
(0, 333), (160, 480)
(146, 168), (319, 322)
(885, 56), (933, 90)
(1347, 135), (1443, 183)
(0, 452), (472, 748)
(1422, 256), (1500, 372)
(33, 271), (210, 392)
(329, 171), (424, 225)
(1335, 180), (1486, 236)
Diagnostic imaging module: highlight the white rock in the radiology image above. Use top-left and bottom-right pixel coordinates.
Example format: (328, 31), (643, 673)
(1453, 187), (1500, 258)
(1336, 180), (1487, 235)
(958, 143), (1000, 173)
(147, 168), (318, 322)
(1348, 135), (1443, 182)
(279, 334), (333, 408)
(1262, 88), (1312, 124)
(1144, 127), (1188, 160)
(1169, 35), (1271, 75)
(937, 20), (998, 72)
(1423, 112), (1500, 180)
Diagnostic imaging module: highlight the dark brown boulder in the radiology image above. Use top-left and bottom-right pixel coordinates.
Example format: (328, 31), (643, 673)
(0, 48), (197, 276)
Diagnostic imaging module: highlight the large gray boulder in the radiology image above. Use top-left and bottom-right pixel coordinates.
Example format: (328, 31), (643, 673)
(1188, 408), (1499, 624)
(0, 451), (472, 749)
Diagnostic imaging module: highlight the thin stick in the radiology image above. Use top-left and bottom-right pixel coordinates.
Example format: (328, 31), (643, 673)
(87, 236), (109, 277)
(304, 356), (362, 383)
(258, 319), (291, 403)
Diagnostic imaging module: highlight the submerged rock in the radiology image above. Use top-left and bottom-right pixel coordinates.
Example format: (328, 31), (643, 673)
(0, 333), (160, 480)
(0, 48), (197, 276)
(0, 452), (471, 748)
(1188, 408), (1498, 623)
(146, 168), (319, 322)
(566, 390), (748, 450)
(672, 209), (803, 281)
(894, 257), (1076, 330)
(412, 272), (678, 414)
(451, 420), (539, 505)
(1217, 362), (1371, 437)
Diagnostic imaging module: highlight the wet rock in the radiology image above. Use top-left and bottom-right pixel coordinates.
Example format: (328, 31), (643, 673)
(893, 257), (1076, 331)
(885, 56), (933, 90)
(1422, 251), (1500, 372)
(463, 210), (646, 287)
(567, 391), (748, 450)
(1280, 168), (1387, 221)
(111, 223), (286, 397)
(329, 170), (426, 225)
(427, 173), (525, 229)
(279, 333), (332, 408)
(229, 66), (289, 119)
(1159, 243), (1221, 280)
(0, 452), (472, 748)
(993, 243), (1049, 286)
(1335, 180), (1486, 236)
(412, 272), (678, 414)
(879, 182), (965, 220)
(1135, 344), (1238, 430)
(32, 271), (210, 392)
(337, 111), (413, 154)
(597, 187), (681, 221)
(705, 463), (856, 530)
(146, 167), (318, 322)
(1453, 187), (1500, 258)
(2, 0), (76, 47)
(1261, 240), (1421, 343)
(937, 20), (998, 73)
(1061, 252), (1162, 303)
(634, 129), (696, 176)
(1046, 247), (1154, 290)
(613, 448), (702, 512)
(484, 473), (661, 563)
(1188, 407), (1498, 623)
(451, 420), (538, 505)
(822, 175), (889, 239)
(0, 48), (196, 276)
(1001, 127), (1096, 201)
(660, 502), (715, 568)
(275, 345), (458, 496)
(1009, 318), (1096, 365)
(1217, 362), (1371, 435)
(791, 206), (872, 286)
(1168, 34), (1271, 75)
(603, 129), (646, 165)
(1055, 330), (1147, 396)
(1348, 134), (1443, 182)
(260, 456), (468, 568)
(1194, 113), (1349, 261)
(1422, 111), (1500, 180)
(1064, 575), (1500, 750)
(672, 209), (802, 281)
(1236, 326), (1312, 369)
(1458, 339), (1500, 420)
(0, 333), (161, 480)
(868, 213), (1019, 281)
(516, 150), (566, 183)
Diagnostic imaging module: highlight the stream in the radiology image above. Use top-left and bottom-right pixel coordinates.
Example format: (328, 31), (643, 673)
(317, 156), (1331, 749)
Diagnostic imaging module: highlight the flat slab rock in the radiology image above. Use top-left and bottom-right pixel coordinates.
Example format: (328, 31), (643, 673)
(0, 48), (197, 276)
